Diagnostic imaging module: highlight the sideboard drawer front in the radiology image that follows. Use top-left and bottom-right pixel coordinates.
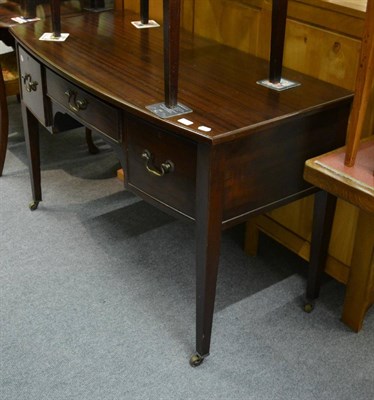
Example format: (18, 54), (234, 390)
(126, 117), (197, 218)
(46, 69), (120, 141)
(18, 46), (46, 124)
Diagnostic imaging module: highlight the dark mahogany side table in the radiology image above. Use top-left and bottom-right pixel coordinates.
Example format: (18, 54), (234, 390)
(10, 9), (353, 364)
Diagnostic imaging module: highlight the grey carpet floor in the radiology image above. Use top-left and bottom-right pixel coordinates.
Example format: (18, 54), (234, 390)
(1, 97), (373, 400)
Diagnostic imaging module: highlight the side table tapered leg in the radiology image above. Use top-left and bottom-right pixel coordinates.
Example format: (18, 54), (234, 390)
(21, 103), (41, 210)
(305, 191), (337, 309)
(191, 143), (224, 367)
(342, 211), (374, 331)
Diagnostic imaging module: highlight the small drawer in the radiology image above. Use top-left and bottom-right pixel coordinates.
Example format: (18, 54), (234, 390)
(18, 46), (47, 125)
(126, 116), (197, 218)
(46, 69), (121, 141)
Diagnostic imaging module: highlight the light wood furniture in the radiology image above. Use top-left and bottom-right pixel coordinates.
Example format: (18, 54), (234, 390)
(344, 0), (374, 166)
(304, 0), (374, 331)
(304, 137), (374, 331)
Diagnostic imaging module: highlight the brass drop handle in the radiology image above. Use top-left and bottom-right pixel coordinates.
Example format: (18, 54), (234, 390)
(21, 73), (38, 92)
(141, 149), (174, 177)
(64, 89), (88, 112)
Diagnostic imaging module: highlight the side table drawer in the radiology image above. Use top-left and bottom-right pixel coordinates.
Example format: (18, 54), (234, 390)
(18, 46), (47, 125)
(126, 116), (197, 218)
(46, 69), (121, 141)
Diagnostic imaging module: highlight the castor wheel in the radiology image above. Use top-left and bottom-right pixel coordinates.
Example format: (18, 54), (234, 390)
(304, 303), (314, 313)
(189, 354), (204, 367)
(29, 201), (39, 211)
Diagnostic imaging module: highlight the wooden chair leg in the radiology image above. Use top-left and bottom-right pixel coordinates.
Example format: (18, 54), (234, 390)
(341, 211), (374, 332)
(0, 75), (9, 177)
(305, 191), (337, 306)
(344, 0), (374, 166)
(85, 127), (99, 154)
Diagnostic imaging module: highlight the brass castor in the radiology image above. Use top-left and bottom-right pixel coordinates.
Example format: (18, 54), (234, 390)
(29, 201), (39, 211)
(304, 303), (314, 313)
(189, 354), (204, 367)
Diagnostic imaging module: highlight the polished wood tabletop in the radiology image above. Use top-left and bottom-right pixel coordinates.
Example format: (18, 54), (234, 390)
(10, 9), (352, 143)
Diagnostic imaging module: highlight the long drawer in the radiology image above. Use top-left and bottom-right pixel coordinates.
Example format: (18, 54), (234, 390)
(126, 116), (197, 218)
(46, 69), (121, 141)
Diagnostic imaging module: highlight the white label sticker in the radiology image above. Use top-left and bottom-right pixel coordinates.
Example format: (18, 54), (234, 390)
(178, 118), (194, 126)
(198, 126), (212, 132)
(11, 17), (41, 24)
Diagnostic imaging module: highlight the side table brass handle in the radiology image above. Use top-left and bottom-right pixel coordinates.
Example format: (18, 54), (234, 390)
(21, 73), (38, 92)
(141, 149), (174, 177)
(64, 89), (88, 112)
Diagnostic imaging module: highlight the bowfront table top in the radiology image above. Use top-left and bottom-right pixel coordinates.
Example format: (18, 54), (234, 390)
(10, 9), (352, 143)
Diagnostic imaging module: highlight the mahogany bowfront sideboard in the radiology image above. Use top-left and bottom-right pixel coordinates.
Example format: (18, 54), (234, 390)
(10, 9), (352, 365)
